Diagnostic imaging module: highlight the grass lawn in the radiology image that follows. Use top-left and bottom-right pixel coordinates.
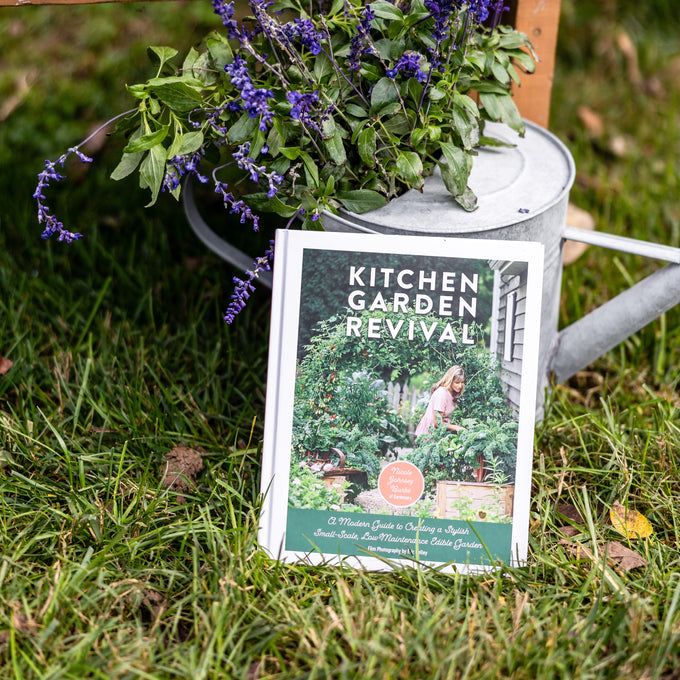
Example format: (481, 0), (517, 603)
(1, 0), (679, 677)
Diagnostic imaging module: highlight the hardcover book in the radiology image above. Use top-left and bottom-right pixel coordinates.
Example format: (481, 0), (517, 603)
(259, 230), (544, 572)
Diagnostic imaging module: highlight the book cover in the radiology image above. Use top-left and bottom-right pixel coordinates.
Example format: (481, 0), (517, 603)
(259, 230), (544, 572)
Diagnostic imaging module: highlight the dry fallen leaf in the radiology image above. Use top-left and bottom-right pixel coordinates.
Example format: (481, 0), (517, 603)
(141, 589), (167, 624)
(557, 525), (581, 538)
(606, 541), (648, 572)
(563, 203), (596, 265)
(610, 501), (653, 539)
(559, 538), (647, 574)
(615, 30), (642, 88)
(12, 609), (39, 636)
(161, 445), (204, 504)
(0, 357), (13, 376)
(577, 105), (604, 138)
(556, 503), (585, 525)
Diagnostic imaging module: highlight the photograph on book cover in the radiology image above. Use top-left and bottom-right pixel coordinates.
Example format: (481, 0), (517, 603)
(260, 230), (544, 572)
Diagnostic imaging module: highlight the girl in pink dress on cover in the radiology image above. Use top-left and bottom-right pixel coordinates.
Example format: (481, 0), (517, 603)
(414, 365), (484, 482)
(415, 365), (466, 437)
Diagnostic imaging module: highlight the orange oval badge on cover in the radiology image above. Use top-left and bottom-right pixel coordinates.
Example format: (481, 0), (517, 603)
(378, 461), (425, 508)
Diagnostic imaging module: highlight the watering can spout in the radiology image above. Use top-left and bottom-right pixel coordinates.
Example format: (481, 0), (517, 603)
(549, 228), (680, 384)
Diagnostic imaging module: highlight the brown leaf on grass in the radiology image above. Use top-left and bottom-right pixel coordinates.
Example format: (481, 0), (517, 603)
(563, 203), (596, 265)
(606, 541), (648, 572)
(246, 661), (264, 680)
(0, 69), (38, 122)
(12, 610), (39, 636)
(559, 538), (647, 573)
(557, 525), (581, 538)
(141, 589), (167, 624)
(615, 30), (642, 88)
(577, 105), (604, 138)
(0, 357), (13, 376)
(557, 503), (585, 525)
(161, 446), (204, 504)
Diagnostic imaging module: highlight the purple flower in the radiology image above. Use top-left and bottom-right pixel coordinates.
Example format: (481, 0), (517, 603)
(225, 55), (275, 131)
(163, 151), (209, 193)
(386, 52), (428, 83)
(215, 181), (260, 231)
(34, 147), (92, 243)
(423, 0), (460, 71)
(212, 0), (241, 39)
(280, 18), (324, 55)
(223, 241), (275, 323)
(287, 90), (320, 129)
(489, 0), (509, 29)
(348, 5), (376, 72)
(232, 142), (283, 197)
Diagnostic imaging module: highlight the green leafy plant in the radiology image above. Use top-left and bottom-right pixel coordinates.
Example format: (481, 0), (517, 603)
(35, 0), (534, 322)
(288, 454), (347, 510)
(292, 368), (407, 484)
(451, 417), (517, 480)
(408, 416), (517, 491)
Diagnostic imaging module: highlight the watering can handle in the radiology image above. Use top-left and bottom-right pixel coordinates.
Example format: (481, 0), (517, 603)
(563, 226), (680, 264)
(182, 178), (273, 289)
(551, 226), (680, 383)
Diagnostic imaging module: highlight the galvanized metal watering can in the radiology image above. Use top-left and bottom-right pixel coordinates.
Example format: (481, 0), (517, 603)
(184, 121), (680, 416)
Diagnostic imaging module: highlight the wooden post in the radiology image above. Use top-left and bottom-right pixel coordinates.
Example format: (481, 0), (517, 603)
(0, 0), (175, 5)
(511, 0), (562, 129)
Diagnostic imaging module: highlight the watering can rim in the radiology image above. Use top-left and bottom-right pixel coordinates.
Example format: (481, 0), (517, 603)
(324, 120), (576, 235)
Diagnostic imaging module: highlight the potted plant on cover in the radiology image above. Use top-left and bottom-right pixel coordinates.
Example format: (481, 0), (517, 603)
(34, 0), (535, 322)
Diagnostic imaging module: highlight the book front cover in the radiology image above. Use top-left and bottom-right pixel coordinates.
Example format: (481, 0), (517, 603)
(260, 230), (543, 572)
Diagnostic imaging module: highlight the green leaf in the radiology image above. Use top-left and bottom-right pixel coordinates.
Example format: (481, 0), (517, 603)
(336, 189), (388, 213)
(139, 145), (167, 207)
(300, 151), (320, 186)
(370, 77), (400, 113)
(357, 127), (376, 167)
(450, 105), (479, 150)
(191, 50), (218, 86)
(148, 46), (178, 71)
(244, 192), (298, 218)
(438, 141), (468, 196)
(373, 101), (401, 119)
(177, 131), (204, 156)
(148, 77), (203, 112)
(498, 32), (530, 50)
(228, 113), (258, 143)
(346, 103), (368, 118)
(314, 51), (334, 80)
(123, 126), (169, 153)
(491, 60), (511, 85)
(126, 84), (148, 100)
(207, 36), (233, 70)
(110, 150), (143, 181)
(370, 1), (404, 21)
(279, 146), (301, 160)
(167, 130), (205, 159)
(454, 187), (478, 212)
(182, 48), (199, 71)
(479, 135), (516, 149)
(325, 130), (347, 165)
(396, 151), (423, 186)
(452, 92), (480, 117)
(383, 113), (411, 135)
(479, 92), (524, 134)
(511, 49), (536, 73)
(266, 125), (283, 157)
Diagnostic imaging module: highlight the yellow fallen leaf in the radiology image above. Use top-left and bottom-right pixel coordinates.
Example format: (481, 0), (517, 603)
(610, 501), (653, 539)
